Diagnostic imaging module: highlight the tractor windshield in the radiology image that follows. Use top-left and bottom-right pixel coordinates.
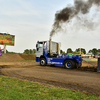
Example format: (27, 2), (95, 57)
(36, 42), (43, 48)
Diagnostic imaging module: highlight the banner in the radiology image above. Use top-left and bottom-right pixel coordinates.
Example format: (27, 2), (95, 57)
(0, 33), (15, 46)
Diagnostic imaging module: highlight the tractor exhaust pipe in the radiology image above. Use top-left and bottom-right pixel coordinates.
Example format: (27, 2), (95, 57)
(49, 38), (51, 56)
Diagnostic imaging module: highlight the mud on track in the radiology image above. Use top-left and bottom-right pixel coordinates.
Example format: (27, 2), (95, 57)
(0, 62), (100, 95)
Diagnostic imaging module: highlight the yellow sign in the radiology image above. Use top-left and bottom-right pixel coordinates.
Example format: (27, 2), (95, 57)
(0, 33), (15, 46)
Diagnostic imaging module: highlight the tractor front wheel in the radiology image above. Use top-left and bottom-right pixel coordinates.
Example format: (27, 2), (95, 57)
(40, 58), (46, 66)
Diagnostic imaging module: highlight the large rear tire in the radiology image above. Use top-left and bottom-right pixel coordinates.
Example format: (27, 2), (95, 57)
(40, 58), (46, 66)
(64, 60), (75, 69)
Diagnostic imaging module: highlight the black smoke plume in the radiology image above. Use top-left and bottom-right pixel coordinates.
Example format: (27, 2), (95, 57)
(50, 0), (100, 38)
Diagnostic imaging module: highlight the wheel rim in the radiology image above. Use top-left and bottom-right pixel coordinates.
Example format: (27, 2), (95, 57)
(41, 60), (45, 65)
(65, 62), (71, 68)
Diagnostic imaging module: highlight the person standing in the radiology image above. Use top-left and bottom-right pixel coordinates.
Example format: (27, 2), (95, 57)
(0, 46), (6, 56)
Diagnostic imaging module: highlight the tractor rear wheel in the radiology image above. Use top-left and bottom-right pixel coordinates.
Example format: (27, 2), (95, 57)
(64, 60), (75, 69)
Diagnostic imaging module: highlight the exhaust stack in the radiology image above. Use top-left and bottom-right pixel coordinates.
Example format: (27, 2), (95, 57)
(49, 38), (51, 56)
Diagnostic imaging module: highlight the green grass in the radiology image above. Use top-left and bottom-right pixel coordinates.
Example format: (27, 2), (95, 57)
(0, 75), (100, 100)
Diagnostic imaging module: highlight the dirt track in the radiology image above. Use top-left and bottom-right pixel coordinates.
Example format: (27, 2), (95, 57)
(0, 61), (100, 95)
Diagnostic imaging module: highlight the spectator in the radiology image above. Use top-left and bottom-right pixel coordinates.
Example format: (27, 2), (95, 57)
(0, 46), (6, 56)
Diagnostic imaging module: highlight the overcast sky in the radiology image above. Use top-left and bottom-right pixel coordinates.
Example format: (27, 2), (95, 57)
(0, 0), (100, 53)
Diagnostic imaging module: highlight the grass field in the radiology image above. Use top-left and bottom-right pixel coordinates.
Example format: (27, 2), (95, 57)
(0, 75), (100, 100)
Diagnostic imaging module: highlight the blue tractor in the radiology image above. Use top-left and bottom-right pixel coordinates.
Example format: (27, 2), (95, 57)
(35, 39), (82, 69)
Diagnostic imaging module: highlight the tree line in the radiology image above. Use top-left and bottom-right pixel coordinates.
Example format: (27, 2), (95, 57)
(60, 48), (86, 55)
(1, 48), (100, 55)
(23, 48), (100, 56)
(23, 49), (36, 54)
(61, 48), (100, 56)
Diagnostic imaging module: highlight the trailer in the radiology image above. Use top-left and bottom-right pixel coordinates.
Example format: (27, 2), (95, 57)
(35, 39), (82, 69)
